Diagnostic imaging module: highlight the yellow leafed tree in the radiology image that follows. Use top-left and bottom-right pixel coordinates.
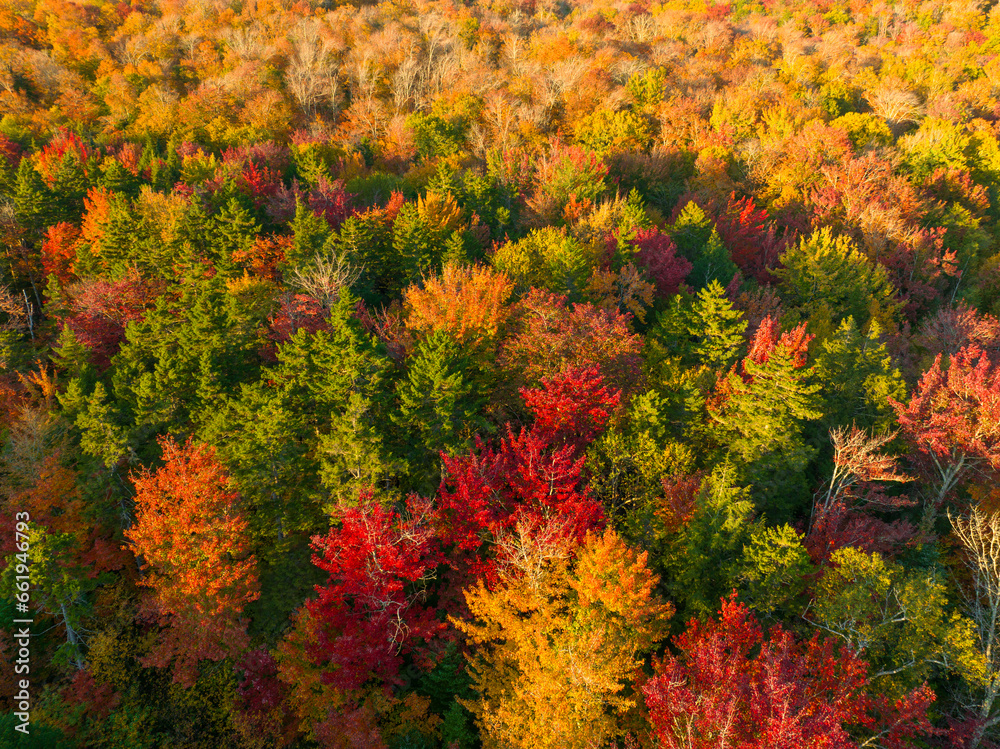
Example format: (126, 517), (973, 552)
(454, 524), (672, 749)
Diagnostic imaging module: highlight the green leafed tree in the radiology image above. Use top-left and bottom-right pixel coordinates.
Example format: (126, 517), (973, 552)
(810, 546), (981, 699)
(492, 227), (600, 299)
(658, 467), (755, 618)
(737, 523), (813, 620)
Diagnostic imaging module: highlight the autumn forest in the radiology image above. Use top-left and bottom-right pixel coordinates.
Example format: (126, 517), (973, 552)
(1, 0), (1000, 745)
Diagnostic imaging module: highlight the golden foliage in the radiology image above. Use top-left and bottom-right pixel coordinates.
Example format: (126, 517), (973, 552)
(416, 190), (464, 233)
(455, 525), (671, 749)
(585, 263), (655, 323)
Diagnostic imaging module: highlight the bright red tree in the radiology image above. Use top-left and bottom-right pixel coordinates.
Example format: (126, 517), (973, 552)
(644, 596), (935, 749)
(437, 369), (615, 582)
(742, 316), (813, 372)
(125, 437), (259, 687)
(520, 365), (621, 452)
(437, 426), (605, 584)
(302, 494), (444, 691)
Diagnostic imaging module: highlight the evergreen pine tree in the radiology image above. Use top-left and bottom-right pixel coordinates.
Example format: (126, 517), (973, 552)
(208, 198), (261, 276)
(271, 292), (396, 506)
(655, 281), (748, 371)
(689, 280), (748, 370)
(670, 201), (738, 288)
(52, 323), (93, 381)
(391, 330), (487, 493)
(288, 198), (330, 268)
(12, 158), (55, 241)
(814, 318), (906, 433)
(710, 344), (823, 518)
(99, 157), (140, 196)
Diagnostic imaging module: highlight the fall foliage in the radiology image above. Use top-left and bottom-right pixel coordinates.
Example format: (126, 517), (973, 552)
(125, 437), (259, 687)
(2, 0), (1000, 743)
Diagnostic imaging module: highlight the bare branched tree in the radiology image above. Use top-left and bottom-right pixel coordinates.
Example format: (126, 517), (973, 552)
(289, 251), (361, 309)
(392, 53), (420, 111)
(866, 84), (923, 134)
(950, 508), (1000, 748)
(223, 27), (266, 61)
(814, 426), (910, 515)
(625, 14), (657, 44)
(285, 20), (340, 117)
(492, 517), (574, 592)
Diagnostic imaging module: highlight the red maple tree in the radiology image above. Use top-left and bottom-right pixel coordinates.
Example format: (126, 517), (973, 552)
(520, 365), (621, 452)
(65, 269), (159, 368)
(891, 345), (1000, 523)
(501, 288), (643, 396)
(644, 596), (936, 749)
(303, 493), (444, 691)
(630, 227), (692, 298)
(436, 368), (614, 583)
(711, 192), (787, 283)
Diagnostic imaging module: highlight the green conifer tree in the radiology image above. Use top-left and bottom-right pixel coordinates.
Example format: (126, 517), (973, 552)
(99, 157), (140, 196)
(208, 198), (261, 276)
(52, 323), (93, 381)
(670, 201), (738, 288)
(12, 158), (55, 242)
(391, 330), (487, 493)
(287, 198), (330, 268)
(654, 281), (747, 371)
(814, 317), (906, 432)
(271, 292), (396, 506)
(710, 345), (823, 518)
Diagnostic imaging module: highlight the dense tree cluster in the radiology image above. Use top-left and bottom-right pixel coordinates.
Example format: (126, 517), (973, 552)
(3, 0), (1000, 745)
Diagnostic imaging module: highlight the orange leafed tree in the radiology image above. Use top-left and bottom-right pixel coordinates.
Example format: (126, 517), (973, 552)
(79, 187), (113, 251)
(41, 221), (80, 286)
(403, 262), (515, 350)
(125, 437), (259, 687)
